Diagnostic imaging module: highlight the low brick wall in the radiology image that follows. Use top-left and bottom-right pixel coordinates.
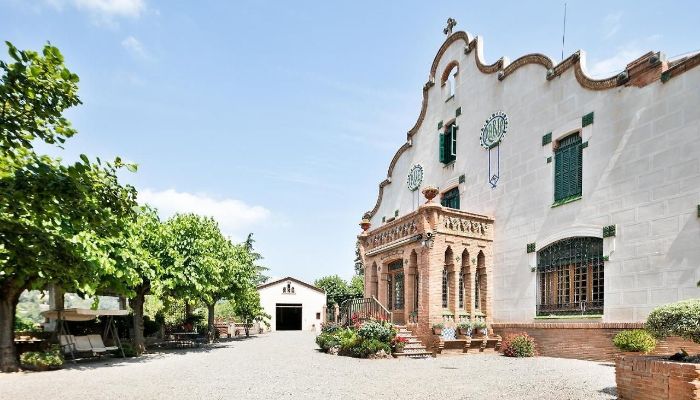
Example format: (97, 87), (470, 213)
(492, 322), (700, 362)
(616, 355), (700, 400)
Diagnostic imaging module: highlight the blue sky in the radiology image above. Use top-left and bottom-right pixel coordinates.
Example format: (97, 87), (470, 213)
(2, 0), (699, 283)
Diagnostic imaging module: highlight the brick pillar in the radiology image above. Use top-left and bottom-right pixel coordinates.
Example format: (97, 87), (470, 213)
(405, 270), (415, 322)
(378, 270), (389, 309)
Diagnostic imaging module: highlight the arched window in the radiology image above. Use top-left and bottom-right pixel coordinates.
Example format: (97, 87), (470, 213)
(537, 237), (604, 316)
(441, 61), (459, 101)
(442, 268), (449, 309)
(474, 270), (480, 310)
(458, 267), (465, 309)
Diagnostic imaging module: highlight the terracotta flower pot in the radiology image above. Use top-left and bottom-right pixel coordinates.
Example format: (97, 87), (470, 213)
(432, 327), (443, 335)
(422, 186), (439, 203)
(359, 219), (371, 232)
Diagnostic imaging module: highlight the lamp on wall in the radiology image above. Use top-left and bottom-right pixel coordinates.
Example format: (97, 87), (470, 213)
(421, 232), (434, 248)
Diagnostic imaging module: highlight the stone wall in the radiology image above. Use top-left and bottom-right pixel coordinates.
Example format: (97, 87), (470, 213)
(492, 322), (700, 361)
(616, 355), (700, 400)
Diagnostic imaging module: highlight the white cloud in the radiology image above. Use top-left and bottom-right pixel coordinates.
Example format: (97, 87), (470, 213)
(587, 48), (643, 78)
(138, 188), (271, 239)
(121, 35), (151, 60)
(72, 0), (145, 18)
(603, 12), (622, 40)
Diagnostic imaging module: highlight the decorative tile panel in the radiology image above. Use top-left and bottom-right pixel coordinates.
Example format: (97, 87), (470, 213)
(582, 112), (594, 127)
(542, 132), (552, 146)
(603, 225), (616, 238)
(526, 243), (536, 253)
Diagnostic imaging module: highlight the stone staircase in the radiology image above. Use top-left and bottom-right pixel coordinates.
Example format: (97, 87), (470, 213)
(392, 325), (434, 359)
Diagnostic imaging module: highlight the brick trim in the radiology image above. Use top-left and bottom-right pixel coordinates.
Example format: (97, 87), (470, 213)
(492, 322), (645, 329)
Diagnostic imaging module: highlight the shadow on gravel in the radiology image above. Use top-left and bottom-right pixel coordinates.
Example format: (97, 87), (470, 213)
(599, 386), (618, 397)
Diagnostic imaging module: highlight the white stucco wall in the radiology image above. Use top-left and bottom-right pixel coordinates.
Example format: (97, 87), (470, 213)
(258, 278), (327, 332)
(368, 34), (700, 323)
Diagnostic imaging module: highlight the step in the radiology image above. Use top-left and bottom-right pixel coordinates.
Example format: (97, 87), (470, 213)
(393, 351), (434, 358)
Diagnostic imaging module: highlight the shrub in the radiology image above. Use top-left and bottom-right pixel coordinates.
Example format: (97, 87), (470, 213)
(353, 338), (391, 357)
(316, 332), (340, 351)
(471, 319), (487, 330)
(112, 342), (138, 358)
(357, 320), (394, 342)
(502, 332), (536, 357)
(320, 322), (341, 334)
(432, 323), (444, 329)
(645, 299), (700, 345)
(20, 347), (63, 369)
(14, 315), (37, 332)
(612, 329), (657, 353)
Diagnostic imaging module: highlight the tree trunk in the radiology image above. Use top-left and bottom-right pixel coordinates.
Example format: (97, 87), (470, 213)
(207, 303), (216, 343)
(0, 289), (21, 373)
(184, 302), (192, 319)
(131, 285), (147, 355)
(244, 319), (250, 337)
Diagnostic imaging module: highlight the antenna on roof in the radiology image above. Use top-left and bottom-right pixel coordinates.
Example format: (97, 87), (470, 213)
(561, 2), (567, 61)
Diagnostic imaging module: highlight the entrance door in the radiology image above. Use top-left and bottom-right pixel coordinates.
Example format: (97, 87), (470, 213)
(276, 303), (302, 330)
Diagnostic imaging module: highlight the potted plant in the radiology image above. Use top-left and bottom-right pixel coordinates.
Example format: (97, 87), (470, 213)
(432, 323), (444, 335)
(19, 346), (64, 371)
(392, 336), (408, 353)
(471, 319), (487, 338)
(457, 322), (472, 336)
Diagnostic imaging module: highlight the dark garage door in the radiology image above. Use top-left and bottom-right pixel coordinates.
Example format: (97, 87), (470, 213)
(276, 303), (302, 331)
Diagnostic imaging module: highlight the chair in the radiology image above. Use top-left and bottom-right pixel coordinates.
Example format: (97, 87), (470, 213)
(59, 334), (76, 354)
(87, 334), (118, 351)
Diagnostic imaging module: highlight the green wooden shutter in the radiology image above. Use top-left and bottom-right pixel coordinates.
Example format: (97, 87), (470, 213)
(439, 133), (446, 163)
(572, 141), (583, 197)
(554, 150), (564, 201)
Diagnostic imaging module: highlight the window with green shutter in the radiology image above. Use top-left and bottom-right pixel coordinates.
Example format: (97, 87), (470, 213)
(441, 187), (460, 209)
(439, 124), (457, 164)
(554, 133), (583, 202)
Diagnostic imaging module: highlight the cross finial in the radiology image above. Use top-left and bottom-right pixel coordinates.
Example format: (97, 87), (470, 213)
(443, 17), (457, 36)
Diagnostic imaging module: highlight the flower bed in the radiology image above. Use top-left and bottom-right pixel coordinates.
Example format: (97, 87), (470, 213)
(501, 332), (536, 357)
(316, 318), (399, 358)
(19, 346), (64, 371)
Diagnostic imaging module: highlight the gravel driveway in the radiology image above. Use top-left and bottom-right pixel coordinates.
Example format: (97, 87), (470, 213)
(0, 331), (617, 400)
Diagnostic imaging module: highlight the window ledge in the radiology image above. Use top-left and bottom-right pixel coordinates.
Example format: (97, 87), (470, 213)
(534, 314), (602, 320)
(442, 160), (456, 168)
(445, 95), (455, 103)
(551, 195), (582, 208)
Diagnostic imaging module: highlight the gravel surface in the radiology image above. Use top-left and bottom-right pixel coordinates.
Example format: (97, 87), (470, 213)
(0, 331), (617, 400)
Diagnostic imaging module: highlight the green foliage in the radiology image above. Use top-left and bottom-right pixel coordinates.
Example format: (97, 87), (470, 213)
(314, 275), (363, 306)
(113, 342), (137, 358)
(234, 286), (270, 334)
(349, 275), (364, 298)
(13, 315), (37, 332)
(471, 319), (487, 329)
(613, 330), (657, 353)
(19, 347), (63, 368)
(457, 322), (471, 330)
(502, 333), (536, 357)
(357, 320), (394, 342)
(316, 318), (396, 358)
(214, 300), (237, 321)
(645, 299), (700, 344)
(0, 41), (139, 372)
(432, 323), (444, 329)
(0, 41), (81, 152)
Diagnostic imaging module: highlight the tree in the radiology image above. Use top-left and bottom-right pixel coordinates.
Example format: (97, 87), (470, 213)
(123, 207), (176, 354)
(354, 240), (364, 276)
(165, 214), (239, 341)
(314, 275), (363, 306)
(0, 43), (139, 373)
(349, 275), (364, 299)
(234, 286), (269, 337)
(244, 233), (268, 284)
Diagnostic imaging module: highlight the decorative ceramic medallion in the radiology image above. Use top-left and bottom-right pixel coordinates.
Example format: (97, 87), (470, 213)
(407, 164), (424, 191)
(480, 111), (509, 149)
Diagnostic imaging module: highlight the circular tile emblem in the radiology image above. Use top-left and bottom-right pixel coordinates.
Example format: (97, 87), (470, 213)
(480, 111), (509, 149)
(407, 164), (424, 191)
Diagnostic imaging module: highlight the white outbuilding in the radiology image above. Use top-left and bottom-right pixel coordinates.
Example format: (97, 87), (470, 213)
(258, 277), (326, 332)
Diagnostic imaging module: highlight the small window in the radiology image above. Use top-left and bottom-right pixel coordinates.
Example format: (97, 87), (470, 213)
(441, 268), (448, 309)
(439, 124), (457, 164)
(441, 187), (460, 210)
(316, 312), (321, 320)
(554, 132), (583, 202)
